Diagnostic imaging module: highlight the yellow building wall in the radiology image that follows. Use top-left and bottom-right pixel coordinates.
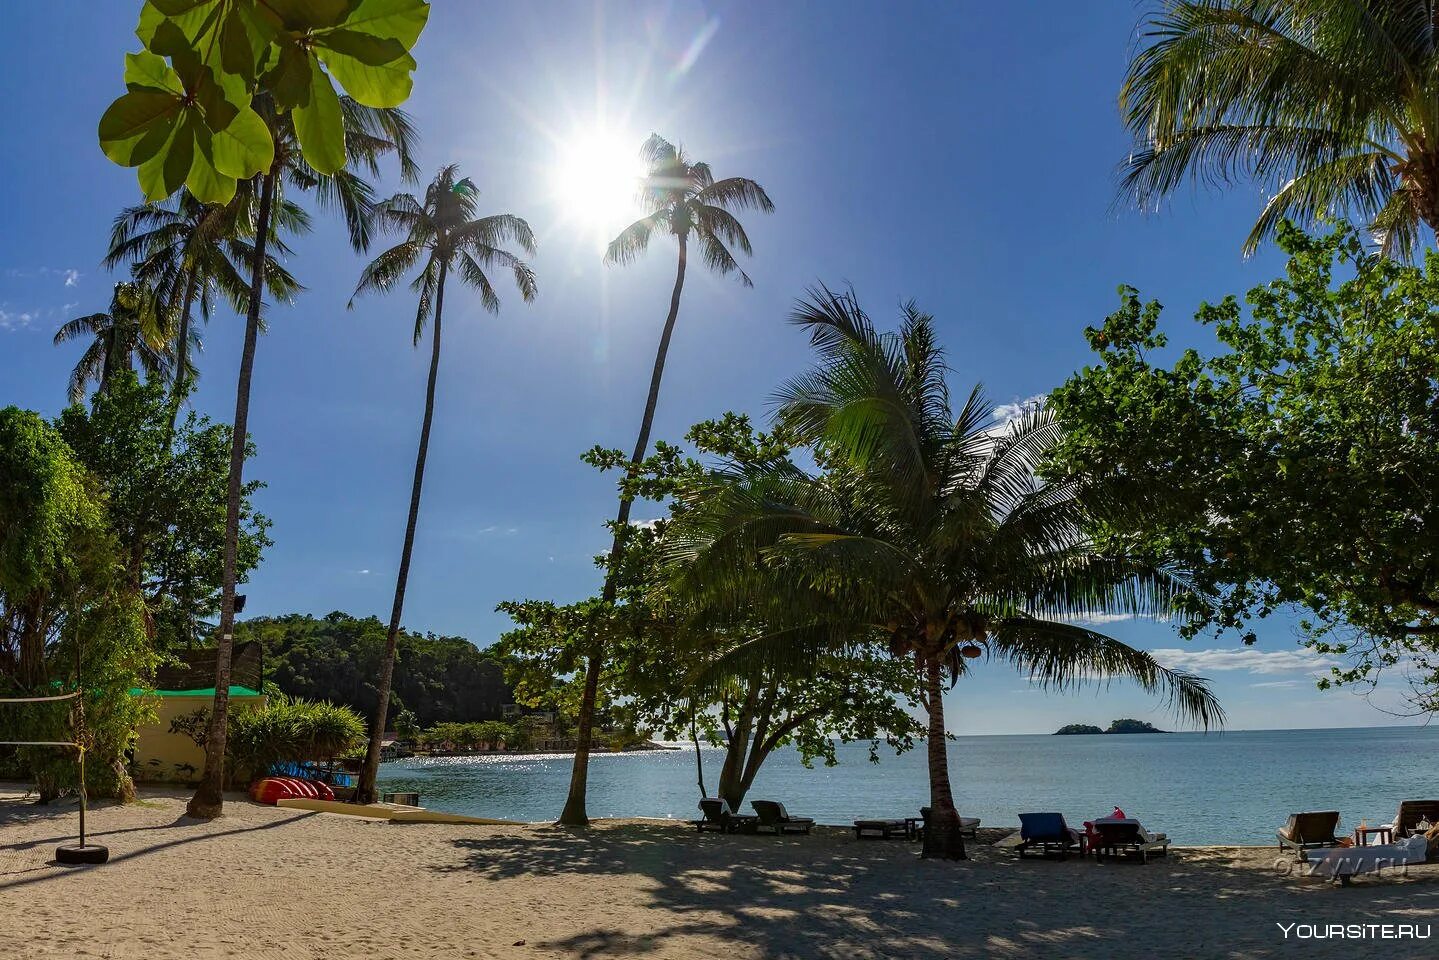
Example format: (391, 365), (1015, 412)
(133, 694), (266, 783)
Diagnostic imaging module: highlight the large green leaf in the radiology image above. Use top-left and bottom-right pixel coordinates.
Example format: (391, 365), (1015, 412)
(256, 0), (355, 30)
(292, 60), (346, 174)
(188, 131), (237, 203)
(211, 103), (273, 179)
(318, 45), (414, 108)
(123, 50), (184, 94)
(336, 0), (429, 46)
(98, 89), (180, 164)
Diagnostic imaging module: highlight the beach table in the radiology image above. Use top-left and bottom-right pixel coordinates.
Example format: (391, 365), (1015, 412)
(853, 818), (909, 840)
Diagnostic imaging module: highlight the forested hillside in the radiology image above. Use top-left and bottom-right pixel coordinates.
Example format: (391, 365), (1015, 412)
(236, 612), (513, 727)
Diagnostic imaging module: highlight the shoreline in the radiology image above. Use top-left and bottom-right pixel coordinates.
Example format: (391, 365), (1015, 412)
(4, 788), (1438, 959)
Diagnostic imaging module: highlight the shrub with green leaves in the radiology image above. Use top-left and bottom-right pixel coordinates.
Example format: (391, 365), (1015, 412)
(176, 695), (365, 782)
(99, 0), (431, 203)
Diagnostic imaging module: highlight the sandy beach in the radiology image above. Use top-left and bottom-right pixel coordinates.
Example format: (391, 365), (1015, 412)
(3, 787), (1438, 959)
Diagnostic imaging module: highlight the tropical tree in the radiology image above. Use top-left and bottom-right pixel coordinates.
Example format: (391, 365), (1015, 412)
(348, 164), (536, 803)
(1121, 0), (1439, 258)
(103, 187), (305, 430)
(54, 279), (173, 404)
(664, 288), (1223, 859)
(187, 97), (418, 820)
(559, 134), (773, 825)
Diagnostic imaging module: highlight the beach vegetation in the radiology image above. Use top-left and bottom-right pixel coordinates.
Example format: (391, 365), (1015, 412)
(1051, 223), (1439, 713)
(1121, 0), (1439, 258)
(348, 163), (537, 804)
(560, 135), (773, 825)
(664, 289), (1223, 859)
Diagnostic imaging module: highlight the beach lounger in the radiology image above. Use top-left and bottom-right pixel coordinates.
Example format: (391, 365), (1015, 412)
(1090, 818), (1169, 863)
(1017, 812), (1084, 859)
(1381, 800), (1439, 839)
(1277, 811), (1342, 856)
(914, 806), (980, 841)
(692, 797), (743, 833)
(751, 800), (815, 835)
(1304, 835), (1428, 885)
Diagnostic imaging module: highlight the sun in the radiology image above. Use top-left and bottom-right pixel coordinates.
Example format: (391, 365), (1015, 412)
(550, 125), (647, 252)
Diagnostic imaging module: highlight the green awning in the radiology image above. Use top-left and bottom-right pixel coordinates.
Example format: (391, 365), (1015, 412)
(129, 686), (263, 698)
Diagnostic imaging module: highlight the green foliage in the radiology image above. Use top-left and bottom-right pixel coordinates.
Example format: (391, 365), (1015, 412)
(1120, 1), (1439, 258)
(57, 373), (271, 651)
(100, 0), (431, 202)
(419, 719), (515, 750)
(0, 409), (158, 800)
(1050, 223), (1439, 707)
(235, 611), (514, 726)
(175, 695), (365, 781)
(1106, 719), (1163, 734)
(498, 413), (923, 807)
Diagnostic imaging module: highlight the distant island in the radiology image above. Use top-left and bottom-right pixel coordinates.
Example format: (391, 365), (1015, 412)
(1054, 719), (1165, 735)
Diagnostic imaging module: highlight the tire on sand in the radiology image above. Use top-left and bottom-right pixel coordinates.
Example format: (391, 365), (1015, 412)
(55, 843), (108, 865)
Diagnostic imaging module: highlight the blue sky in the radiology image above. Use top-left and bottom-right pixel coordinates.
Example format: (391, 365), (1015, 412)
(0, 2), (1420, 733)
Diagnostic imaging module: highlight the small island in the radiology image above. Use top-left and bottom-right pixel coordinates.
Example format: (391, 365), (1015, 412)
(1054, 718), (1165, 735)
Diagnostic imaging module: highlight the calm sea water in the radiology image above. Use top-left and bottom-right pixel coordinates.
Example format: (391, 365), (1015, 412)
(377, 726), (1439, 844)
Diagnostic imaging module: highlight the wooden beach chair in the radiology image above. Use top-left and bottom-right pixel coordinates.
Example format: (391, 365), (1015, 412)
(751, 800), (815, 835)
(1090, 818), (1169, 863)
(1016, 812), (1084, 859)
(691, 797), (741, 833)
(1381, 800), (1439, 839)
(1277, 811), (1342, 856)
(914, 806), (980, 842)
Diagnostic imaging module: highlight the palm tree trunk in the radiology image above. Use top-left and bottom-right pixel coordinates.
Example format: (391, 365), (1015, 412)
(559, 233), (688, 826)
(187, 168), (276, 820)
(355, 259), (449, 804)
(690, 711), (707, 798)
(165, 269), (199, 444)
(920, 655), (966, 860)
(99, 326), (120, 398)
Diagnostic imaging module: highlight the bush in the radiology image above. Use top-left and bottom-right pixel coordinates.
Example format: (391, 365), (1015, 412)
(173, 695), (366, 784)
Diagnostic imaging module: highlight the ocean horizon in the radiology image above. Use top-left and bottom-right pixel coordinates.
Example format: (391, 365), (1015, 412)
(378, 724), (1439, 844)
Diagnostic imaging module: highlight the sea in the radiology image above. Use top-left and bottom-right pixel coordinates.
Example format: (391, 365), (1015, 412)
(376, 725), (1439, 845)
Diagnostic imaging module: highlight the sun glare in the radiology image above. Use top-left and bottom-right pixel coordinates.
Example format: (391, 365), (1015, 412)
(550, 126), (647, 252)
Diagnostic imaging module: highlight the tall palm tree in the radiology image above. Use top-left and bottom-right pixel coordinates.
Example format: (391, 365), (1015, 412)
(664, 288), (1223, 859)
(54, 279), (173, 403)
(1121, 0), (1439, 257)
(187, 97), (418, 820)
(104, 188), (306, 431)
(558, 134), (774, 825)
(349, 165), (537, 803)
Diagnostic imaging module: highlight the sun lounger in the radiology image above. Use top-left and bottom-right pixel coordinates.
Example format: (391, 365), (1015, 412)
(751, 800), (814, 835)
(1090, 818), (1169, 863)
(853, 818), (908, 839)
(1381, 800), (1439, 839)
(1304, 835), (1428, 885)
(692, 797), (744, 833)
(1017, 812), (1084, 859)
(1277, 811), (1342, 856)
(917, 806), (980, 840)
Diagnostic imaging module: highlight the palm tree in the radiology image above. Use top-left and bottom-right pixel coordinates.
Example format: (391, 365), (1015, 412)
(186, 97), (418, 820)
(664, 288), (1223, 859)
(1121, 0), (1439, 257)
(54, 279), (173, 403)
(558, 134), (774, 825)
(104, 187), (305, 431)
(349, 165), (537, 803)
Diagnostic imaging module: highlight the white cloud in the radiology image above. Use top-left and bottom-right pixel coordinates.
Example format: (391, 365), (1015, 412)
(356, 569), (372, 575)
(992, 394), (1046, 426)
(62, 269), (80, 287)
(0, 307), (37, 330)
(1150, 647), (1341, 676)
(1250, 679), (1301, 689)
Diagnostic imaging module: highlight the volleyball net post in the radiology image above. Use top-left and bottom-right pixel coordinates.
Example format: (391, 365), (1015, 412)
(0, 639), (107, 864)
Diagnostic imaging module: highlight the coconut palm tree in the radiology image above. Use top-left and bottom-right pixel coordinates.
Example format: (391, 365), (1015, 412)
(187, 97), (418, 820)
(348, 164), (537, 803)
(557, 134), (774, 825)
(54, 279), (174, 403)
(104, 187), (306, 431)
(663, 288), (1223, 859)
(1121, 0), (1439, 257)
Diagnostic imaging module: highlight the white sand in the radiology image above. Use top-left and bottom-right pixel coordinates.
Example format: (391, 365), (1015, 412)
(4, 786), (1439, 959)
